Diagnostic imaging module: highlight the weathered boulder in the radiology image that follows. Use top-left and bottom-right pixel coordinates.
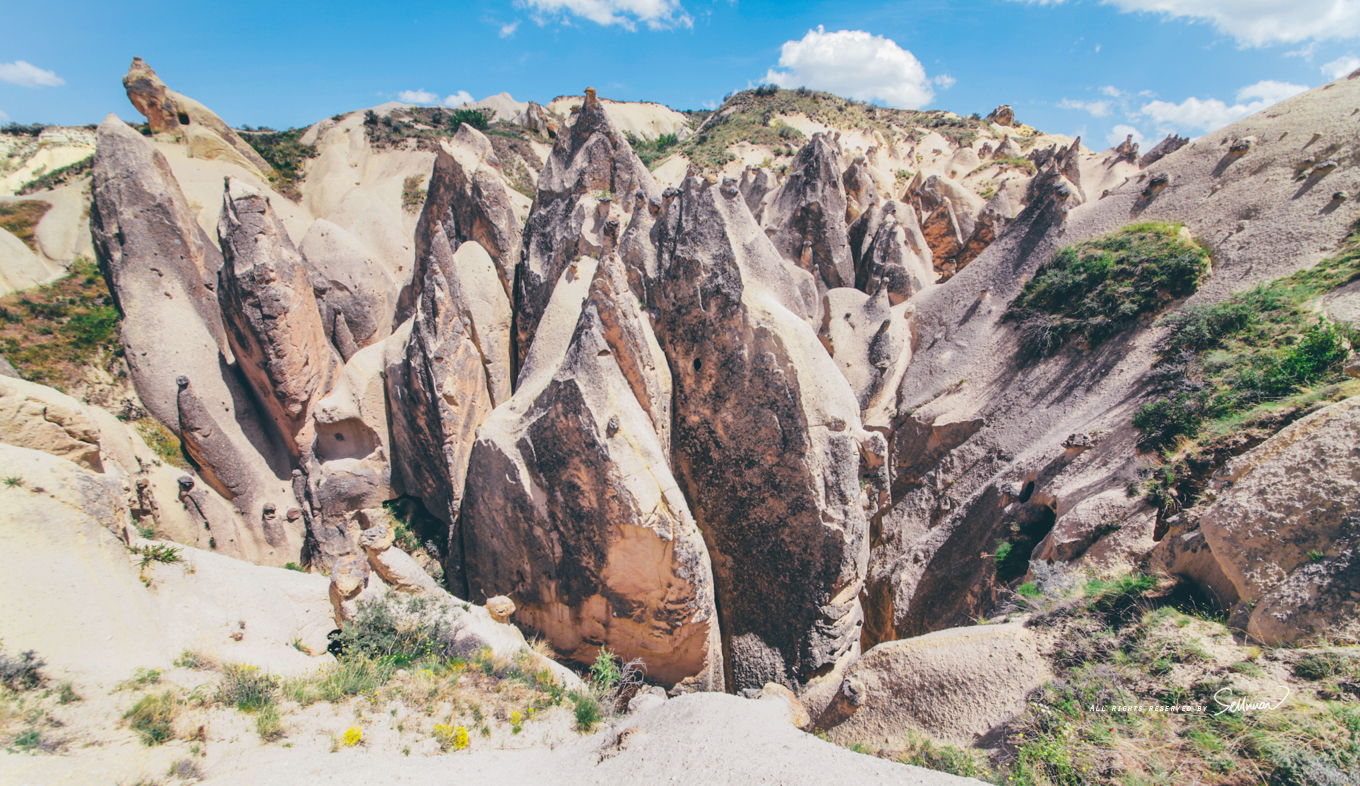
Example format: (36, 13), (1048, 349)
(850, 201), (934, 302)
(1197, 396), (1360, 644)
(515, 87), (661, 372)
(399, 128), (522, 321)
(385, 267), (493, 591)
(122, 57), (272, 177)
(299, 219), (398, 360)
(329, 553), (387, 624)
(764, 133), (853, 292)
(462, 253), (722, 690)
(218, 178), (343, 459)
(986, 105), (1016, 127)
(842, 156), (880, 223)
(648, 176), (869, 691)
(818, 622), (1051, 746)
(517, 101), (560, 138)
(421, 231), (514, 406)
(739, 166), (776, 222)
(360, 524), (438, 594)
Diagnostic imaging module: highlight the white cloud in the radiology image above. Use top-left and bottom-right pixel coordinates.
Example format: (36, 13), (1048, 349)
(500, 20), (521, 37)
(442, 91), (476, 107)
(0, 109), (9, 123)
(1058, 98), (1112, 116)
(516, 0), (691, 30)
(1100, 85), (1124, 97)
(934, 74), (957, 89)
(1007, 0), (1360, 46)
(1323, 55), (1360, 79)
(1285, 42), (1320, 60)
(1139, 80), (1309, 133)
(702, 99), (718, 110)
(1107, 124), (1146, 148)
(398, 89), (441, 104)
(763, 26), (935, 109)
(0, 61), (64, 88)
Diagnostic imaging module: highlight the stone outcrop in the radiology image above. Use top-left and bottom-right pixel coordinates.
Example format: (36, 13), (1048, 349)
(91, 117), (297, 560)
(121, 57), (273, 177)
(515, 87), (660, 372)
(739, 166), (776, 222)
(849, 200), (934, 302)
(385, 267), (493, 591)
(764, 133), (854, 292)
(218, 178), (343, 459)
(299, 219), (398, 361)
(818, 622), (1051, 746)
(820, 288), (911, 421)
(842, 156), (880, 224)
(399, 128), (523, 322)
(1195, 396), (1360, 644)
(648, 176), (869, 691)
(462, 253), (722, 690)
(517, 101), (560, 138)
(986, 105), (1016, 127)
(1138, 133), (1189, 168)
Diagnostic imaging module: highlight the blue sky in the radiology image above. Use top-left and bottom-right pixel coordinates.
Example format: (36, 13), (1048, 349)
(2, 0), (1358, 148)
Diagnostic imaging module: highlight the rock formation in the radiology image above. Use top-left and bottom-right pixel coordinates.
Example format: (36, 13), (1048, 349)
(764, 133), (854, 292)
(648, 176), (869, 691)
(299, 219), (398, 361)
(462, 253), (722, 690)
(385, 267), (493, 590)
(515, 87), (661, 372)
(399, 128), (523, 320)
(122, 57), (274, 177)
(217, 178), (343, 459)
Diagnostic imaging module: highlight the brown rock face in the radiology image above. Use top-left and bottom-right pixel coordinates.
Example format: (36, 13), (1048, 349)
(764, 133), (854, 292)
(121, 57), (273, 176)
(399, 128), (523, 322)
(986, 105), (1016, 127)
(91, 117), (298, 563)
(1195, 396), (1360, 644)
(648, 177), (869, 692)
(386, 267), (494, 592)
(462, 254), (721, 689)
(217, 179), (343, 458)
(514, 87), (661, 373)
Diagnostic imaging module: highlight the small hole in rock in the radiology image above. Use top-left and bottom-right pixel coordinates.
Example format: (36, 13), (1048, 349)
(693, 358), (702, 371)
(334, 433), (345, 441)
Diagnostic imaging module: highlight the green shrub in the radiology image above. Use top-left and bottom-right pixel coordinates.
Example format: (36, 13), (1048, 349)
(1008, 222), (1210, 351)
(589, 647), (621, 689)
(1294, 652), (1359, 681)
(1133, 236), (1360, 453)
(625, 131), (680, 169)
(124, 690), (178, 745)
(18, 155), (93, 195)
(336, 594), (452, 665)
(571, 690), (603, 733)
(447, 107), (492, 131)
(242, 127), (317, 201)
(218, 664), (278, 712)
(255, 703), (284, 742)
(0, 645), (45, 690)
(401, 174), (426, 212)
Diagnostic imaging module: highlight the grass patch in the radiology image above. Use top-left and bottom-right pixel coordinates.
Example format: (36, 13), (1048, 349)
(625, 131), (680, 170)
(1133, 236), (1359, 454)
(218, 664), (278, 712)
(401, 174), (426, 212)
(1007, 221), (1210, 353)
(0, 257), (126, 393)
(133, 418), (187, 468)
(0, 644), (45, 690)
(131, 543), (182, 569)
(0, 200), (52, 252)
(18, 156), (93, 195)
(239, 127), (317, 202)
(124, 690), (178, 746)
(969, 156), (1037, 177)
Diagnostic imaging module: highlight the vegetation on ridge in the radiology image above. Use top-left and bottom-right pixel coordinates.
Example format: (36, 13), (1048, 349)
(1008, 221), (1211, 354)
(240, 126), (318, 202)
(0, 200), (52, 252)
(1133, 231), (1360, 511)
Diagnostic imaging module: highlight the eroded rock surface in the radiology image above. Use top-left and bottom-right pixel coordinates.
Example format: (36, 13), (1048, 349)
(218, 178), (343, 458)
(648, 176), (869, 691)
(764, 133), (853, 292)
(463, 254), (721, 690)
(515, 87), (660, 371)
